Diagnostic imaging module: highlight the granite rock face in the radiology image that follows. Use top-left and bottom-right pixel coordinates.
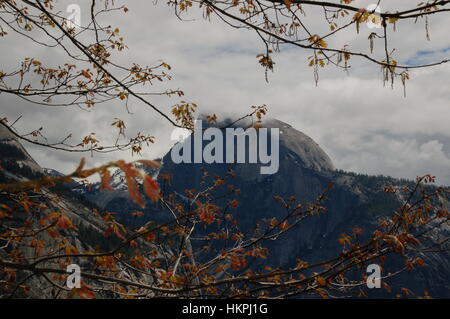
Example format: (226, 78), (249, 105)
(0, 124), (44, 182)
(9, 118), (448, 298)
(156, 118), (450, 297)
(261, 118), (335, 172)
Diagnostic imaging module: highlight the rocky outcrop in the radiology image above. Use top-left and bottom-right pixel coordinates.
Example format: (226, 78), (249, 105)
(260, 118), (335, 172)
(43, 117), (450, 298)
(156, 118), (450, 297)
(0, 124), (44, 182)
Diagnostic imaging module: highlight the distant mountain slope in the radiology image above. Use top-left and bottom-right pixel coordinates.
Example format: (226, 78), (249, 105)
(0, 125), (154, 298)
(0, 125), (44, 182)
(155, 118), (450, 297)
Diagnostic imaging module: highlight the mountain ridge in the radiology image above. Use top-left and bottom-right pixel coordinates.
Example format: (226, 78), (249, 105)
(2, 118), (449, 297)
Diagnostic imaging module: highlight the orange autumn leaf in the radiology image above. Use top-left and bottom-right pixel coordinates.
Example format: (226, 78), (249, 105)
(268, 217), (278, 228)
(105, 222), (126, 241)
(46, 228), (60, 238)
(65, 244), (79, 255)
(230, 255), (247, 270)
(144, 232), (156, 242)
(316, 288), (329, 299)
(414, 257), (426, 267)
(283, 0), (292, 9)
(57, 215), (76, 229)
(308, 34), (328, 48)
(72, 285), (96, 299)
(116, 160), (140, 178)
(401, 287), (414, 296)
(198, 204), (218, 224)
(316, 276), (327, 287)
(126, 175), (144, 207)
(130, 211), (144, 217)
(100, 169), (113, 190)
(116, 161), (145, 207)
(81, 69), (92, 79)
(143, 175), (160, 201)
(228, 199), (239, 208)
(129, 240), (138, 247)
(279, 220), (289, 231)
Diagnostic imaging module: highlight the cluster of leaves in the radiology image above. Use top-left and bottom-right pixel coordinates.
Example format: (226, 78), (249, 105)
(0, 0), (196, 155)
(168, 0), (450, 92)
(1, 159), (449, 298)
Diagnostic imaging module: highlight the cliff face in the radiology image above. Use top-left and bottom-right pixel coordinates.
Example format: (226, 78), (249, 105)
(0, 125), (156, 298)
(0, 125), (43, 182)
(259, 118), (335, 172)
(156, 118), (450, 297)
(0, 125), (105, 233)
(158, 118), (384, 258)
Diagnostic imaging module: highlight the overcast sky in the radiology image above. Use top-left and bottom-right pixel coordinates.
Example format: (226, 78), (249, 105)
(1, 0), (450, 185)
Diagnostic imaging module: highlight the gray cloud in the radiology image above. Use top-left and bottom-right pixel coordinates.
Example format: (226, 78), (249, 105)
(1, 0), (450, 185)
